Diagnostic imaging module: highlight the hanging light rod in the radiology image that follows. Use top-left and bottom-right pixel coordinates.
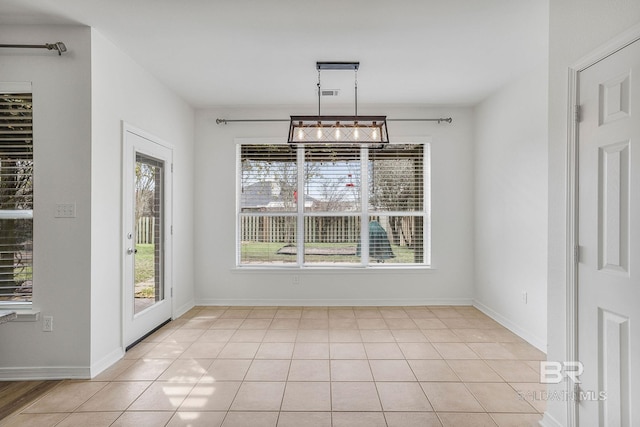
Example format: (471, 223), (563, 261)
(0, 42), (67, 55)
(216, 117), (452, 125)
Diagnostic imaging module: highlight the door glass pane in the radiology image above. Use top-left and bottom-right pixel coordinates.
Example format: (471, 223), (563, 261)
(134, 153), (164, 314)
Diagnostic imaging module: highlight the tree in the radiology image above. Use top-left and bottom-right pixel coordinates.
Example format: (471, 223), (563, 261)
(304, 148), (361, 243)
(240, 146), (300, 244)
(241, 146), (299, 211)
(135, 162), (156, 224)
(369, 145), (423, 248)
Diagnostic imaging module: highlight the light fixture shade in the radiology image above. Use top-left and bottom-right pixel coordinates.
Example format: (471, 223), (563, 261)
(288, 115), (388, 144)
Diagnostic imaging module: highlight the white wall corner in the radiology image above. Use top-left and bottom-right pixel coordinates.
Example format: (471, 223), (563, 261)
(174, 299), (196, 319)
(473, 299), (547, 352)
(90, 347), (124, 379)
(538, 412), (564, 427)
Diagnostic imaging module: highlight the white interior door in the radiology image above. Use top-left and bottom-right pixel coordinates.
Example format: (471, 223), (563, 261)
(577, 39), (639, 426)
(123, 126), (173, 349)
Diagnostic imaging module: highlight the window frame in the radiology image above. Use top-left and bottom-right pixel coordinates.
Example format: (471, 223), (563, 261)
(236, 138), (431, 269)
(0, 83), (34, 307)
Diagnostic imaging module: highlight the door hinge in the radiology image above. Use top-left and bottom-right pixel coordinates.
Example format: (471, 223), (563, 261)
(574, 245), (580, 263)
(574, 383), (581, 402)
(170, 287), (173, 297)
(171, 225), (173, 235)
(574, 105), (581, 123)
(171, 163), (174, 173)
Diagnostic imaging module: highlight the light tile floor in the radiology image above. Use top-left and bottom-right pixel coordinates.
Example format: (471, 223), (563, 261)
(1, 306), (546, 427)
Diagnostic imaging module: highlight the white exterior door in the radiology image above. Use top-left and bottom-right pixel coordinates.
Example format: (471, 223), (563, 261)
(577, 39), (640, 426)
(123, 125), (173, 348)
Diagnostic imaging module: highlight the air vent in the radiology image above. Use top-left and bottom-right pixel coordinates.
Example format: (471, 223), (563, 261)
(320, 89), (340, 97)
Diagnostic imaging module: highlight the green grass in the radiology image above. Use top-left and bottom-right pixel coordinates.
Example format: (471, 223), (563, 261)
(240, 241), (421, 264)
(240, 241), (299, 264)
(135, 243), (155, 283)
(136, 286), (156, 298)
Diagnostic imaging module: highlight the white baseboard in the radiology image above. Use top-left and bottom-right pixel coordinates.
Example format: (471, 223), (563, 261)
(90, 347), (124, 379)
(195, 298), (473, 307)
(539, 412), (564, 427)
(0, 366), (91, 381)
(473, 299), (546, 352)
(174, 299), (196, 319)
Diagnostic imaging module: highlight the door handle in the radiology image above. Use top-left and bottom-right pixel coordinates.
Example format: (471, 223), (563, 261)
(127, 248), (138, 255)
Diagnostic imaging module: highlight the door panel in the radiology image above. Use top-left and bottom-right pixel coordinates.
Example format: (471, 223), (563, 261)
(578, 39), (639, 427)
(123, 127), (173, 348)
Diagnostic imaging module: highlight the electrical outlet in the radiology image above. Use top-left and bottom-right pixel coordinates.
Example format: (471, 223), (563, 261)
(522, 291), (528, 304)
(293, 275), (300, 285)
(55, 203), (76, 218)
(43, 316), (53, 332)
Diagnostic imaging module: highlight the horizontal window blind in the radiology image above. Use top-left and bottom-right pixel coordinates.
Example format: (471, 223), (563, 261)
(367, 145), (425, 264)
(0, 92), (33, 303)
(240, 145), (297, 213)
(369, 144), (424, 212)
(303, 147), (361, 265)
(304, 146), (361, 213)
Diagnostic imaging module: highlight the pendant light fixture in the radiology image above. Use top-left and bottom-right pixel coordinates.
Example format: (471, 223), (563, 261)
(288, 61), (389, 145)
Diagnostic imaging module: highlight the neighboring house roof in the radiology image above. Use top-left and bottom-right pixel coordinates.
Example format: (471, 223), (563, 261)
(241, 181), (282, 208)
(241, 181), (317, 209)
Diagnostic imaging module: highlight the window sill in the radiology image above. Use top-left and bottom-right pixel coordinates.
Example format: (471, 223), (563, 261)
(0, 308), (40, 322)
(232, 265), (436, 274)
(0, 310), (17, 324)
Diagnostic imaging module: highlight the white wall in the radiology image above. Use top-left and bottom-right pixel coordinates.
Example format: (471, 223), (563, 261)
(0, 25), (195, 379)
(194, 105), (475, 305)
(473, 62), (549, 351)
(545, 1), (640, 426)
(90, 30), (195, 373)
(0, 25), (93, 378)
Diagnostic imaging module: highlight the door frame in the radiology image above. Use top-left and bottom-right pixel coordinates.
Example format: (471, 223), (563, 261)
(121, 122), (174, 349)
(566, 23), (640, 427)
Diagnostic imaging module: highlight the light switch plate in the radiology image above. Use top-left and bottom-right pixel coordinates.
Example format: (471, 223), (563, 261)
(55, 203), (76, 218)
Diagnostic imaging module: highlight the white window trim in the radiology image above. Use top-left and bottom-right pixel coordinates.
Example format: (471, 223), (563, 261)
(236, 137), (432, 269)
(0, 83), (34, 308)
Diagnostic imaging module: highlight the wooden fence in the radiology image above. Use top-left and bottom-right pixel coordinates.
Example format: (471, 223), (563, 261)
(241, 215), (417, 246)
(138, 215), (417, 246)
(241, 216), (360, 243)
(136, 217), (155, 244)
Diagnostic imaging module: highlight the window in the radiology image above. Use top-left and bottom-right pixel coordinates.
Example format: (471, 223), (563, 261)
(0, 89), (33, 303)
(238, 143), (430, 267)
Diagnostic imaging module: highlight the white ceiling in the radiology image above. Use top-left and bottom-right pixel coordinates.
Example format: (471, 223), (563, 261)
(0, 0), (548, 108)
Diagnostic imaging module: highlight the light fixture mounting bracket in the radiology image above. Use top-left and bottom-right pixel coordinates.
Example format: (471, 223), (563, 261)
(316, 61), (359, 71)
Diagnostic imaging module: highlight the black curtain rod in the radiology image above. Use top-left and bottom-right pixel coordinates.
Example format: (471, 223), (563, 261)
(0, 42), (67, 55)
(216, 119), (289, 124)
(216, 117), (452, 125)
